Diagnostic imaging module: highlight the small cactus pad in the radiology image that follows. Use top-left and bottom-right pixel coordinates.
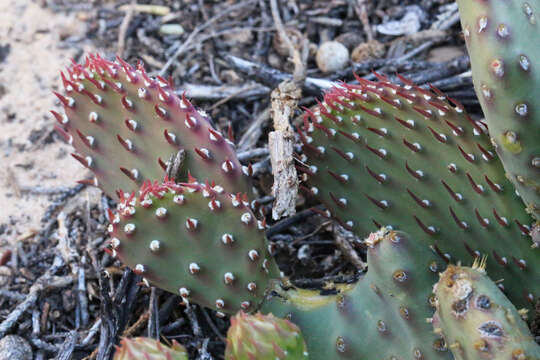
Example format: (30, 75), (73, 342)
(263, 229), (451, 359)
(113, 337), (188, 360)
(225, 312), (309, 360)
(433, 263), (540, 360)
(298, 77), (540, 309)
(109, 179), (279, 313)
(54, 54), (249, 198)
(457, 0), (540, 220)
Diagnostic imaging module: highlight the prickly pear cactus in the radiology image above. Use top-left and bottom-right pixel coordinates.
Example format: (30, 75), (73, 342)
(433, 263), (540, 360)
(53, 54), (250, 198)
(263, 229), (451, 359)
(298, 77), (540, 309)
(113, 337), (188, 360)
(456, 0), (540, 221)
(108, 179), (279, 314)
(225, 312), (308, 360)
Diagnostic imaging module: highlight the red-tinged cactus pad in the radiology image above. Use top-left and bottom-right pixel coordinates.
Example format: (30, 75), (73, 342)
(53, 54), (250, 198)
(298, 77), (540, 309)
(109, 179), (279, 314)
(457, 0), (540, 220)
(262, 229), (451, 360)
(113, 337), (188, 360)
(433, 264), (540, 360)
(225, 312), (308, 360)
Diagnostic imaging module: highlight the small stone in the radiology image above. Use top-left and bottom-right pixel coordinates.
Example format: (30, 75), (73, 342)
(267, 53), (282, 69)
(273, 28), (304, 56)
(351, 40), (386, 63)
(0, 335), (32, 360)
(377, 9), (422, 36)
(427, 46), (465, 63)
(316, 41), (349, 73)
(0, 266), (12, 287)
(334, 32), (364, 50)
(223, 28), (253, 45)
(159, 24), (184, 36)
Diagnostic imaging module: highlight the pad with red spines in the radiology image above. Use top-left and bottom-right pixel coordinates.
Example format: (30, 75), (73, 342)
(53, 54), (251, 198)
(298, 74), (539, 309)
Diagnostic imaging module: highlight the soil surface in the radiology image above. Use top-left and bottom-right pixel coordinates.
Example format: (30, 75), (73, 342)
(0, 0), (94, 242)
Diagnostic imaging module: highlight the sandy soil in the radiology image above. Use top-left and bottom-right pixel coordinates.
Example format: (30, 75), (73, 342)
(0, 1), (96, 242)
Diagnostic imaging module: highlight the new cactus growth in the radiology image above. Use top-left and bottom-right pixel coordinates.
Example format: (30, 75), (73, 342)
(262, 229), (451, 359)
(225, 312), (308, 360)
(53, 54), (251, 199)
(109, 178), (279, 314)
(433, 262), (540, 360)
(298, 76), (540, 309)
(113, 337), (188, 360)
(456, 0), (540, 221)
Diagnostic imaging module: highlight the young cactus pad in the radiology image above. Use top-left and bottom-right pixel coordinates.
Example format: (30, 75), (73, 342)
(298, 75), (540, 309)
(456, 0), (540, 220)
(53, 54), (250, 198)
(113, 337), (188, 360)
(262, 229), (451, 360)
(225, 312), (308, 360)
(433, 263), (540, 360)
(108, 179), (279, 314)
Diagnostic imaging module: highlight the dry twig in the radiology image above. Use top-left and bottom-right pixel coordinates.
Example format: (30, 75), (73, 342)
(159, 0), (257, 76)
(267, 0), (310, 220)
(117, 0), (136, 57)
(333, 225), (366, 271)
(354, 0), (373, 41)
(269, 82), (300, 220)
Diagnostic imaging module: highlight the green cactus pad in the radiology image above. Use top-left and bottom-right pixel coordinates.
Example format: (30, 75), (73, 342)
(109, 179), (279, 314)
(456, 0), (540, 221)
(298, 76), (540, 309)
(433, 263), (540, 360)
(263, 229), (451, 359)
(225, 312), (308, 360)
(113, 337), (188, 360)
(53, 54), (250, 198)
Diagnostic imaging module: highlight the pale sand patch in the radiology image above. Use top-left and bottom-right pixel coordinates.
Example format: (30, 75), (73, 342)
(0, 1), (98, 241)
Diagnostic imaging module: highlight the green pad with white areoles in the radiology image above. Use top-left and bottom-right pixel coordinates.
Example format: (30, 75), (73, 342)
(457, 0), (540, 220)
(298, 76), (539, 309)
(263, 229), (451, 359)
(109, 179), (279, 314)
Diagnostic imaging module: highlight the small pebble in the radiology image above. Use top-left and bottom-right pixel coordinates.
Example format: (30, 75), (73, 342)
(316, 41), (349, 73)
(0, 335), (32, 360)
(159, 24), (184, 36)
(351, 40), (386, 63)
(376, 6), (423, 36)
(273, 28), (303, 56)
(334, 32), (364, 50)
(0, 266), (12, 287)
